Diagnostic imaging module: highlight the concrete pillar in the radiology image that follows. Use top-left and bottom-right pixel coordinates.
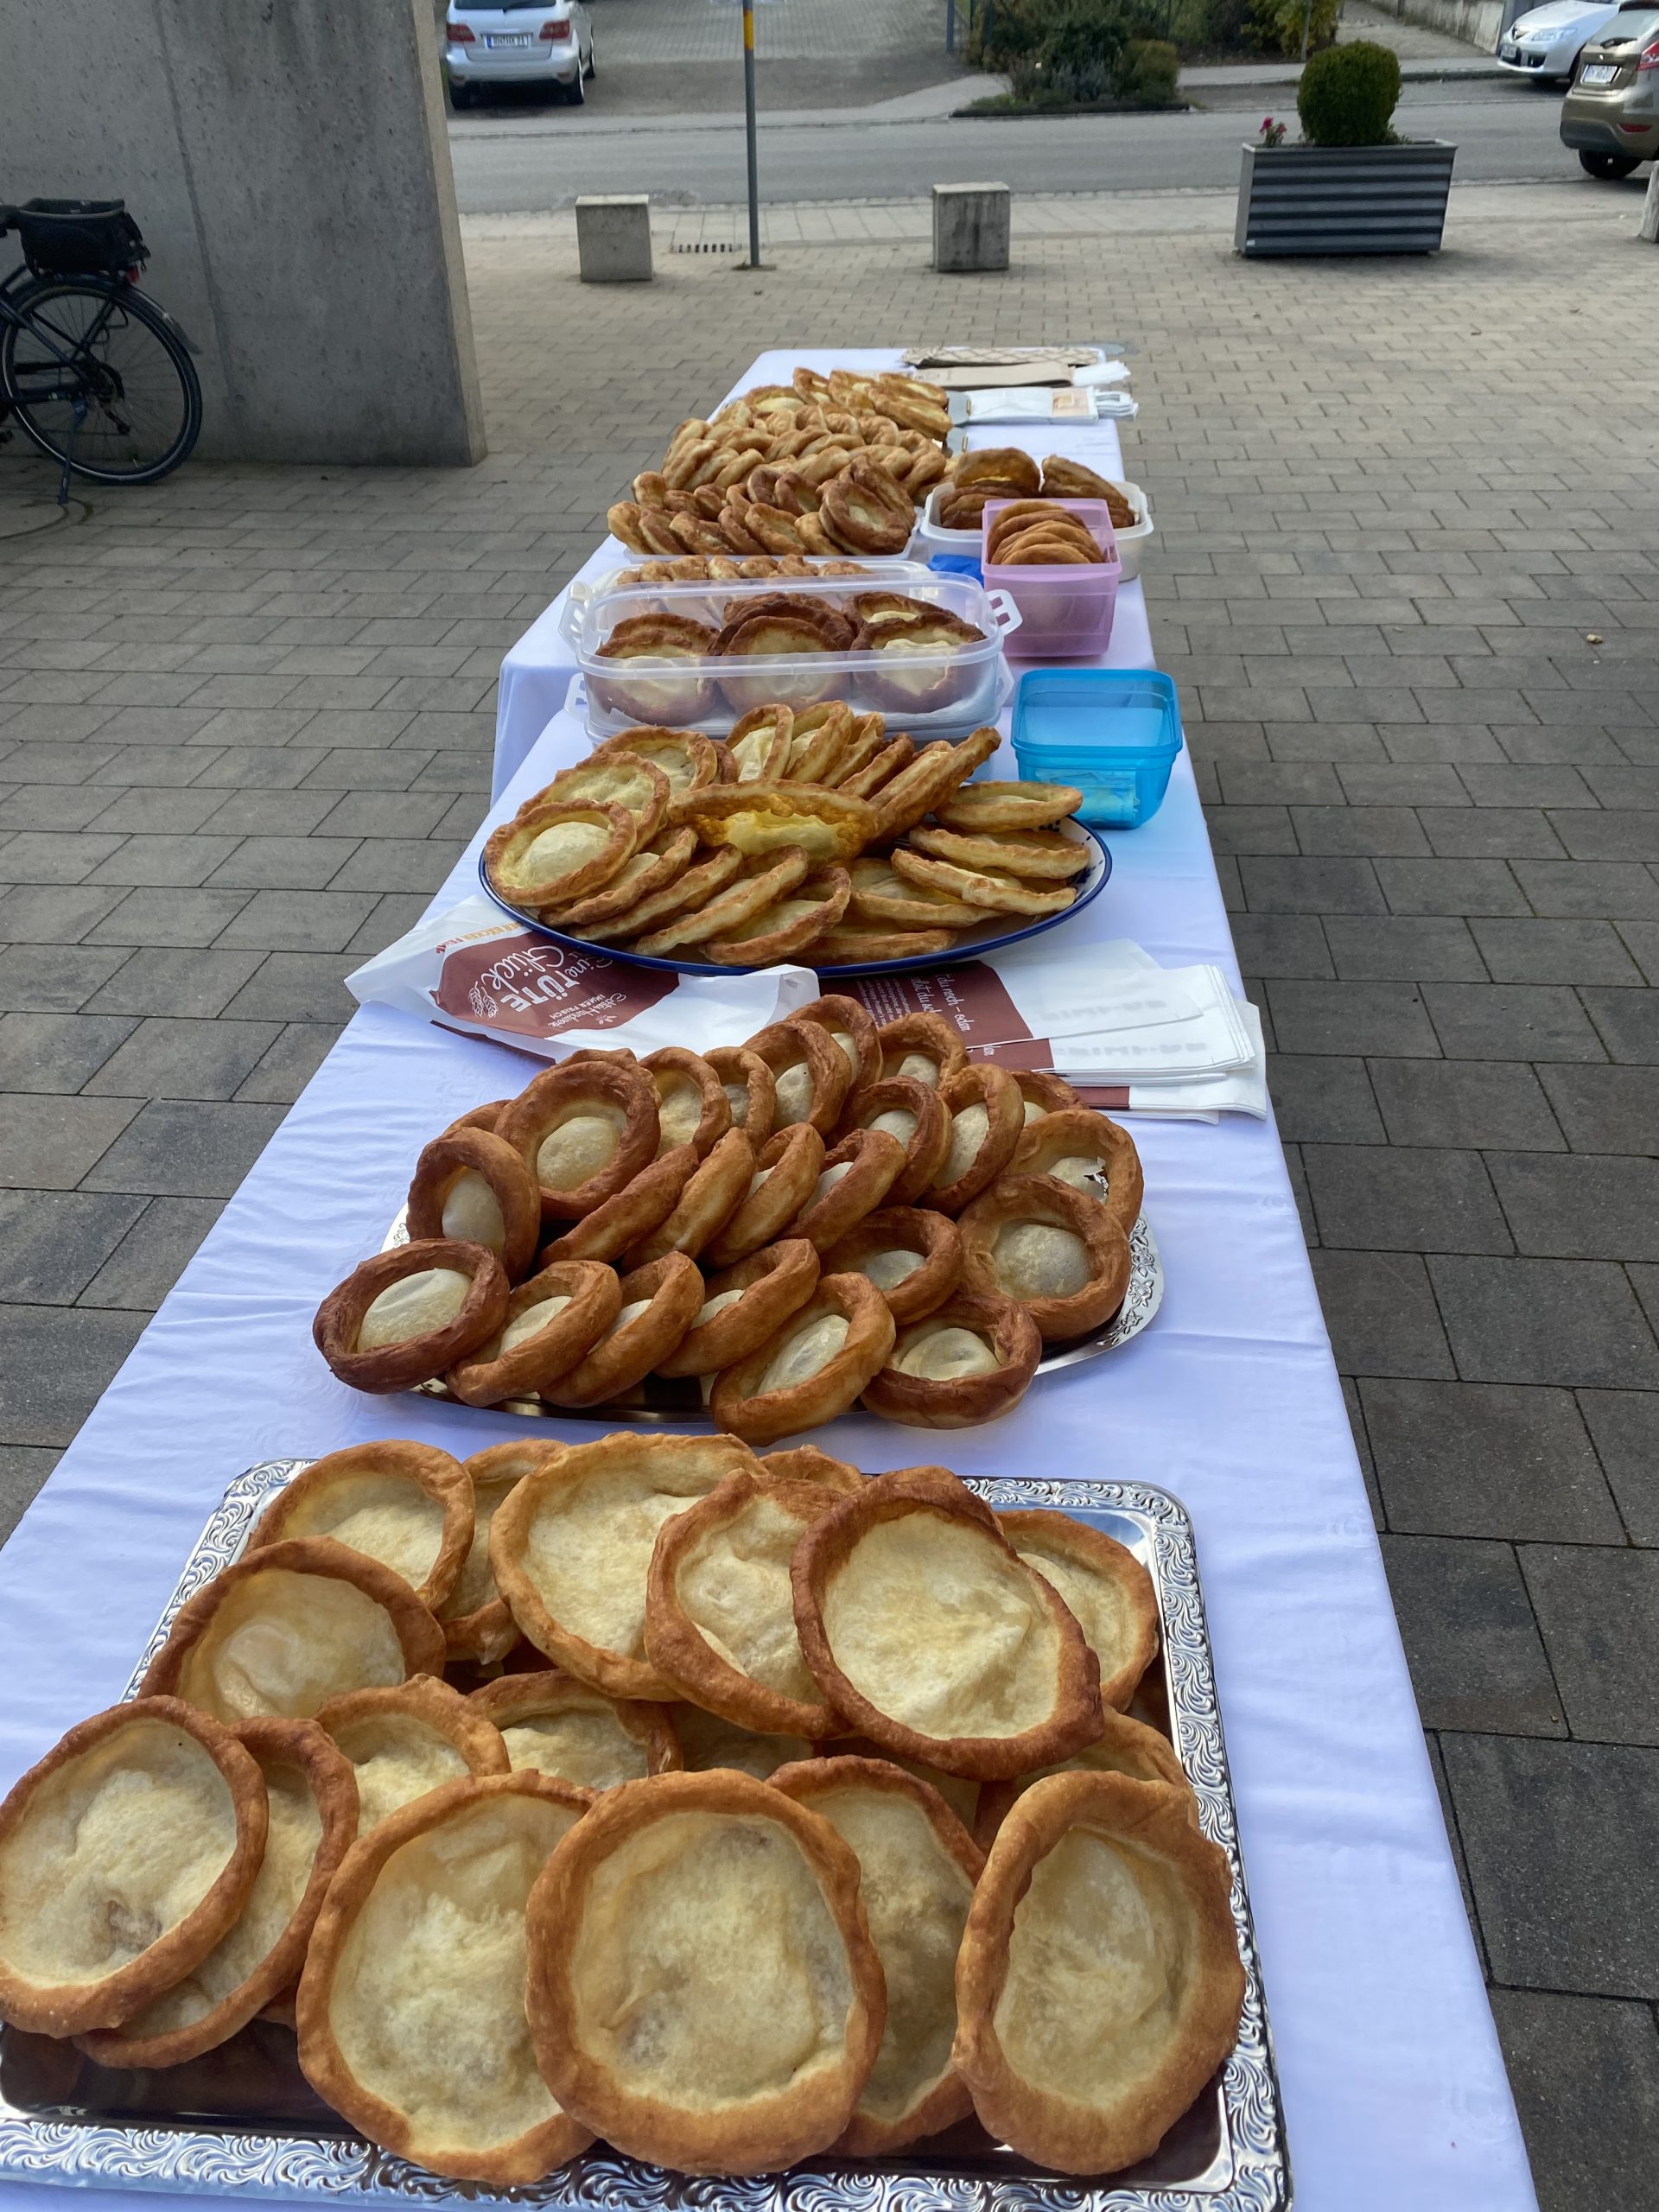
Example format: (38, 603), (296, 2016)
(576, 196), (654, 284)
(0, 0), (485, 466)
(932, 182), (1011, 274)
(1641, 165), (1659, 244)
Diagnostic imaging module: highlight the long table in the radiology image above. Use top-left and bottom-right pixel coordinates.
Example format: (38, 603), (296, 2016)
(0, 352), (1537, 2212)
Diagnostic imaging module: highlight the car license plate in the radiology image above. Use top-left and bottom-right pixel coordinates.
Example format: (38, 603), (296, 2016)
(486, 31), (531, 46)
(1581, 61), (1617, 79)
(1500, 41), (1517, 56)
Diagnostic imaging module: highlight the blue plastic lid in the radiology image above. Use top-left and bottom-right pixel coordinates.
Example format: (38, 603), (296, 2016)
(929, 553), (983, 582)
(1012, 667), (1182, 759)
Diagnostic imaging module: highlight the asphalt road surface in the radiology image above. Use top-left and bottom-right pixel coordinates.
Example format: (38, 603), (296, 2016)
(448, 82), (1587, 213)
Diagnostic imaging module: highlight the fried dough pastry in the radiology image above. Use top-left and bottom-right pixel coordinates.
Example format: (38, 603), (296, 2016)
(0, 1699), (268, 2037)
(440, 1440), (563, 1665)
(141, 1537), (446, 1723)
(1009, 1105), (1144, 1236)
(707, 865), (851, 965)
(927, 1064), (1025, 1215)
(998, 1510), (1160, 1713)
(747, 1016), (854, 1135)
(654, 1237), (821, 1379)
(837, 733), (915, 801)
(845, 1075), (953, 1206)
(590, 726), (721, 798)
(952, 447), (1041, 497)
(770, 1758), (982, 2155)
(490, 1432), (758, 1700)
(868, 735), (987, 840)
(546, 826), (696, 930)
(786, 1127), (907, 1251)
(791, 1471), (1102, 1780)
(593, 842), (742, 942)
(405, 1128), (540, 1281)
(792, 996), (880, 1104)
(498, 1058), (660, 1222)
(642, 1046), (732, 1159)
(706, 1045), (777, 1142)
(316, 1676), (509, 1834)
(246, 1440), (473, 1611)
(525, 1770), (886, 2176)
(823, 1205), (964, 1326)
(727, 702), (793, 781)
(760, 1443), (865, 1496)
(485, 800), (636, 909)
(539, 1143), (698, 1265)
(75, 1719), (357, 2069)
(313, 1240), (509, 1394)
(907, 821), (1093, 881)
(539, 752), (671, 847)
(971, 1706), (1193, 1850)
(704, 1123), (825, 1267)
(469, 1672), (680, 1792)
(820, 459), (915, 556)
(299, 1773), (594, 2184)
(645, 1471), (840, 1737)
(861, 1291), (1042, 1430)
(625, 1125), (753, 1266)
(446, 1258), (622, 1407)
(670, 1707), (816, 1779)
(859, 614), (986, 716)
(710, 1274), (895, 1446)
(959, 1172), (1132, 1341)
(935, 779), (1083, 833)
(875, 1011), (968, 1090)
(592, 614), (717, 726)
(632, 847), (810, 956)
(1014, 1068), (1084, 1122)
(543, 1250), (704, 1408)
(951, 1771), (1245, 2174)
(890, 844), (1079, 918)
(807, 921), (957, 964)
(849, 854), (981, 930)
(785, 700), (857, 783)
(674, 780), (876, 867)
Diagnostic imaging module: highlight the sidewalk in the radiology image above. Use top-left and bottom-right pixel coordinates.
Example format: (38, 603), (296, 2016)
(2, 188), (1656, 2208)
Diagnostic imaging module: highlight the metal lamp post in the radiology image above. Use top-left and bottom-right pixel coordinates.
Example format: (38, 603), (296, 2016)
(742, 0), (761, 268)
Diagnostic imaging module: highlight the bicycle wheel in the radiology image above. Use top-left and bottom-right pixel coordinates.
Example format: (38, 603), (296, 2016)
(0, 277), (201, 485)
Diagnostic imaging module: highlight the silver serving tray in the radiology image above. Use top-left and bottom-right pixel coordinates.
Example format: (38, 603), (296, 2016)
(0, 1462), (1287, 2212)
(380, 1214), (1164, 1427)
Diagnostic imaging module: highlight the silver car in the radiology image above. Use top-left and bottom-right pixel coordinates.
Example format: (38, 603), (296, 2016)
(444, 0), (595, 107)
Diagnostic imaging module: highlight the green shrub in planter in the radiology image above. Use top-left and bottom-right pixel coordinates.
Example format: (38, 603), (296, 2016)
(1114, 37), (1180, 100)
(1297, 38), (1402, 144)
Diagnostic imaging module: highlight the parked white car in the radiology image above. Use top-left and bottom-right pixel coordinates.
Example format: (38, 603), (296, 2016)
(444, 0), (595, 107)
(1497, 0), (1622, 80)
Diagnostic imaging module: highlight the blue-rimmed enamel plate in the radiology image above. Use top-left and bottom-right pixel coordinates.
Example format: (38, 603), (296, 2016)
(478, 823), (1112, 979)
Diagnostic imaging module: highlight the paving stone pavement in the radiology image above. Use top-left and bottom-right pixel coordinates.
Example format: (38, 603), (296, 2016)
(3, 184), (1658, 2203)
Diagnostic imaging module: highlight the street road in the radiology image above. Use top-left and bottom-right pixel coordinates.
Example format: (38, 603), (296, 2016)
(448, 82), (1586, 213)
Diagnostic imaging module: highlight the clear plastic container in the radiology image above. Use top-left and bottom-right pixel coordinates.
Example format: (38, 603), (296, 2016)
(982, 499), (1121, 661)
(561, 568), (1020, 741)
(1010, 667), (1183, 829)
(913, 478), (1154, 581)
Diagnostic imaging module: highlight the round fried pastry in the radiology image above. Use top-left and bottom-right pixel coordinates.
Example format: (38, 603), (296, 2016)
(747, 1016), (853, 1134)
(543, 1251), (705, 1409)
(792, 992), (879, 1096)
(524, 1769), (886, 2177)
(590, 727), (720, 798)
(953, 447), (1041, 496)
(1010, 1106), (1144, 1236)
(710, 1274), (896, 1446)
(246, 1441), (473, 1612)
(141, 1538), (447, 1724)
(625, 1126), (753, 1267)
(645, 1472), (840, 1736)
(959, 1173), (1132, 1342)
(760, 1444), (865, 1495)
(727, 702), (793, 782)
(998, 1510), (1160, 1713)
(1014, 1069), (1084, 1122)
(876, 1012), (967, 1091)
(973, 1707), (1192, 1853)
(861, 1291), (1041, 1429)
(655, 1237), (820, 1379)
(784, 700), (856, 782)
(935, 780), (1083, 833)
(838, 734), (915, 803)
(849, 854), (980, 930)
(298, 1773), (594, 2183)
(786, 1127), (906, 1251)
(446, 1259), (622, 1408)
(469, 1673), (679, 1792)
(0, 1699), (268, 2037)
(925, 1064), (1025, 1216)
(592, 618), (716, 726)
(823, 1205), (963, 1325)
(706, 1046), (776, 1144)
(844, 1075), (951, 1206)
(868, 739), (982, 842)
(316, 1676), (509, 1834)
(632, 847), (810, 956)
(75, 1719), (356, 2069)
(601, 844), (743, 942)
(769, 1758), (982, 2155)
(484, 800), (635, 910)
(674, 780), (876, 868)
(539, 1144), (698, 1266)
(441, 1442), (564, 1665)
(706, 865), (851, 965)
(490, 1433), (759, 1700)
(791, 1472), (1103, 1780)
(704, 1122), (825, 1267)
(642, 1046), (731, 1160)
(405, 1128), (540, 1282)
(808, 922), (957, 964)
(890, 844), (1078, 918)
(498, 1058), (660, 1223)
(313, 1241), (508, 1394)
(441, 1099), (508, 1138)
(907, 821), (1093, 881)
(547, 828), (696, 930)
(951, 1770), (1245, 2174)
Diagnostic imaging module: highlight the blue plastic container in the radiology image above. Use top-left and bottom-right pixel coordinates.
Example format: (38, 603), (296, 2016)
(1010, 667), (1183, 830)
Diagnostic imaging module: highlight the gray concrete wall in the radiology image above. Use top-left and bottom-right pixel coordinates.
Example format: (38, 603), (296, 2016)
(1358, 0), (1528, 54)
(0, 0), (485, 466)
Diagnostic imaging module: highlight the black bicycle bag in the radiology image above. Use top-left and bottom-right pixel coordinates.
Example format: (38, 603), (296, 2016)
(13, 199), (148, 279)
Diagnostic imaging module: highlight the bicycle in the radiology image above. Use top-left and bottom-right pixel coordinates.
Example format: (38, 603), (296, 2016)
(0, 199), (202, 505)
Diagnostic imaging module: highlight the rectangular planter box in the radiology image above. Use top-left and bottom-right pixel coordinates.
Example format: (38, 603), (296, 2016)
(1236, 140), (1456, 256)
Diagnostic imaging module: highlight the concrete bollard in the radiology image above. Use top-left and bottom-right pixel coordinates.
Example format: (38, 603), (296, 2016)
(1641, 165), (1659, 244)
(576, 195), (653, 283)
(931, 182), (1011, 273)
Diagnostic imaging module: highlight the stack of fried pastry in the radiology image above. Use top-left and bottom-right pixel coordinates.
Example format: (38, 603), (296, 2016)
(482, 715), (1089, 966)
(936, 449), (1139, 537)
(983, 501), (1108, 569)
(0, 1442), (1243, 2184)
(612, 553), (874, 587)
(312, 1003), (1145, 1432)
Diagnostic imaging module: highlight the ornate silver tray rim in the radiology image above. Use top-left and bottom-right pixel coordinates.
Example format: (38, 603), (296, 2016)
(0, 1465), (1287, 2212)
(379, 1214), (1164, 1427)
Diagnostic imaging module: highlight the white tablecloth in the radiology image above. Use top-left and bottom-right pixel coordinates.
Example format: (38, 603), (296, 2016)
(0, 352), (1537, 2212)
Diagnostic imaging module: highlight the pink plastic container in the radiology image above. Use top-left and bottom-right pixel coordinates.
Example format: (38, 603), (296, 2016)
(981, 497), (1121, 659)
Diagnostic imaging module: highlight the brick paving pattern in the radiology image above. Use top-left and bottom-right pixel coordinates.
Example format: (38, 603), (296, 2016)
(3, 186), (1657, 2202)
